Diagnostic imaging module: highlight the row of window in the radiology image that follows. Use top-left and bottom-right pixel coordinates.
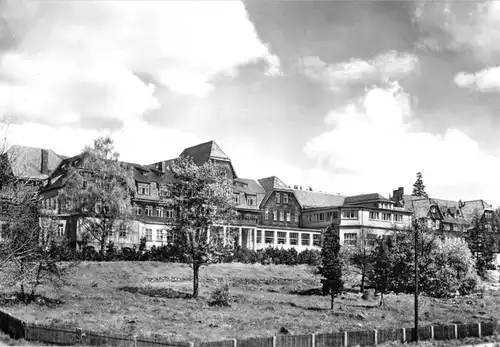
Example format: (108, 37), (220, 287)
(264, 209), (298, 223)
(255, 230), (321, 246)
(234, 193), (257, 206)
(135, 206), (174, 218)
(306, 211), (340, 223)
(143, 228), (175, 243)
(378, 203), (393, 210)
(137, 182), (172, 197)
(275, 193), (289, 204)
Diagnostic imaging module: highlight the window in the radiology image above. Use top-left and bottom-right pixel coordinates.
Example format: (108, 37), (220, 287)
(342, 210), (358, 219)
(313, 234), (321, 247)
(289, 233), (298, 245)
(273, 210), (277, 221)
(369, 211), (380, 220)
(234, 193), (240, 204)
(57, 224), (64, 238)
(279, 211), (284, 221)
(156, 230), (163, 241)
(301, 233), (310, 246)
(394, 214), (403, 222)
(308, 214), (312, 222)
(265, 209), (269, 220)
(344, 233), (357, 246)
(145, 205), (153, 217)
(138, 183), (150, 195)
(327, 212), (333, 221)
(283, 194), (288, 204)
(319, 213), (325, 221)
(265, 231), (274, 244)
(156, 207), (164, 217)
(166, 209), (174, 219)
(256, 230), (262, 243)
(275, 193), (281, 204)
(82, 180), (88, 189)
(135, 206), (142, 216)
(485, 212), (493, 219)
(165, 230), (174, 243)
(382, 213), (392, 221)
(286, 211), (291, 222)
(247, 195), (256, 206)
(333, 211), (339, 219)
(145, 229), (153, 241)
(294, 212), (298, 223)
(277, 232), (286, 244)
(118, 224), (127, 238)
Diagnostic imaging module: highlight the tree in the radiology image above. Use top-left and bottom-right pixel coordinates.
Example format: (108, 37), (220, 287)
(59, 136), (133, 252)
(367, 236), (393, 307)
(466, 209), (496, 278)
(168, 156), (236, 298)
(0, 119), (73, 304)
(318, 224), (343, 309)
(412, 172), (428, 198)
(347, 228), (376, 292)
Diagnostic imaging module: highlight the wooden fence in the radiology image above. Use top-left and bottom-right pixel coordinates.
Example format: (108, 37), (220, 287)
(0, 309), (496, 347)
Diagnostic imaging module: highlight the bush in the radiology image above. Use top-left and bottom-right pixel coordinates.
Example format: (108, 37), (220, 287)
(209, 283), (231, 307)
(298, 249), (321, 266)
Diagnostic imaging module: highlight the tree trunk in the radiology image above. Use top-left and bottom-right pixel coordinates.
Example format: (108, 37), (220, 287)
(360, 267), (365, 292)
(379, 292), (384, 307)
(192, 265), (199, 298)
(330, 292), (334, 310)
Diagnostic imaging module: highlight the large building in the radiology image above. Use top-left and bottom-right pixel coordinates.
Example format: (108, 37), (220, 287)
(2, 140), (498, 251)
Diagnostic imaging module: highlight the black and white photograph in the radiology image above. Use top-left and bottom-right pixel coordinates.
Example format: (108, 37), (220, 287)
(0, 0), (500, 346)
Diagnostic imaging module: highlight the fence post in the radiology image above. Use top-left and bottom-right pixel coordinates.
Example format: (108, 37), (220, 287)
(21, 322), (27, 340)
(187, 342), (194, 347)
(343, 331), (348, 346)
(402, 328), (406, 343)
(133, 335), (138, 347)
(311, 333), (315, 347)
(430, 326), (434, 340)
(478, 322), (482, 338)
(454, 324), (458, 339)
(76, 328), (82, 345)
(232, 338), (237, 347)
(373, 329), (377, 346)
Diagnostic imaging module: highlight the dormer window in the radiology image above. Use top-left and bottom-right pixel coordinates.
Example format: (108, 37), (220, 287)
(283, 194), (289, 204)
(138, 183), (150, 195)
(276, 193), (281, 204)
(233, 193), (240, 204)
(247, 195), (256, 206)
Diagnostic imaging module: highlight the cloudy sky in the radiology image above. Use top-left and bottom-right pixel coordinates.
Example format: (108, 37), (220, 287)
(1, 1), (499, 206)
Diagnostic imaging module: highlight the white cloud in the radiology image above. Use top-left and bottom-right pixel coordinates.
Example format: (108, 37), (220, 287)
(299, 50), (418, 91)
(5, 119), (206, 165)
(454, 66), (500, 91)
(303, 82), (500, 206)
(0, 0), (280, 162)
(414, 1), (500, 61)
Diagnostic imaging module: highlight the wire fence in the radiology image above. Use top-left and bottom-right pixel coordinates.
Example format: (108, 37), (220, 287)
(0, 309), (496, 347)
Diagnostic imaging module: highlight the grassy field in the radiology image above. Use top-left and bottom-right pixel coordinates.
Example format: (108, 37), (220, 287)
(1, 262), (499, 343)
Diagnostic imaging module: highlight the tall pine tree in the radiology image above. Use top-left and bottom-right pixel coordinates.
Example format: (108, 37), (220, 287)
(466, 209), (496, 278)
(412, 172), (428, 198)
(318, 223), (343, 309)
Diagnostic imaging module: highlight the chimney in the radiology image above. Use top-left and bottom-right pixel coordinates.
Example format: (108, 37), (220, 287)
(392, 187), (404, 205)
(41, 149), (49, 174)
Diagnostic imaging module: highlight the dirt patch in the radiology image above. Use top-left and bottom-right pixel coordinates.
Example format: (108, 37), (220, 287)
(118, 286), (192, 299)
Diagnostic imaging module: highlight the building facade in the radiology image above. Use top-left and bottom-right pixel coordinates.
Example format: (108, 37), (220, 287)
(3, 140), (499, 251)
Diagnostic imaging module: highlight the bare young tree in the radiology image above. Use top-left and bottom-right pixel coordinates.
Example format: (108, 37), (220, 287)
(59, 137), (133, 253)
(168, 156), (236, 298)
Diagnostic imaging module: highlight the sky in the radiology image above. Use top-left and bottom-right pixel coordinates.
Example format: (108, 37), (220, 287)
(0, 0), (499, 206)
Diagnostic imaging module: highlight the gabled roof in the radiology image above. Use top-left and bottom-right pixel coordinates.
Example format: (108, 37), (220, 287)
(180, 141), (230, 165)
(345, 193), (392, 205)
(293, 189), (345, 209)
(233, 178), (266, 195)
(6, 145), (63, 180)
(258, 176), (290, 193)
(461, 200), (493, 222)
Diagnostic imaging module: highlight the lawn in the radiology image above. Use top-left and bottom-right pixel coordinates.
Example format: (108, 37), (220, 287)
(1, 262), (499, 343)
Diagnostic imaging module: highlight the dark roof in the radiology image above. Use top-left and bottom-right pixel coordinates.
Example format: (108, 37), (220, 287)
(233, 178), (266, 195)
(7, 145), (63, 180)
(345, 193), (392, 204)
(180, 141), (230, 165)
(258, 176), (290, 193)
(461, 200), (493, 222)
(293, 189), (345, 209)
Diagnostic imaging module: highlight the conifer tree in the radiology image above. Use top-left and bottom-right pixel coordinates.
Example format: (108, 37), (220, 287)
(318, 223), (343, 309)
(412, 172), (428, 198)
(466, 209), (496, 278)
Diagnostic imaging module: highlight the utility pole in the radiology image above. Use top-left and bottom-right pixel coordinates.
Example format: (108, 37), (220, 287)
(414, 220), (419, 343)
